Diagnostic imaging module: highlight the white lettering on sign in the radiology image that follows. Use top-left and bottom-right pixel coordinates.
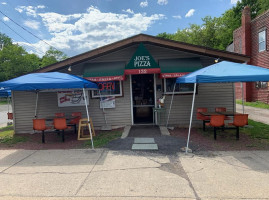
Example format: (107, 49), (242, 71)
(138, 69), (147, 74)
(134, 56), (151, 68)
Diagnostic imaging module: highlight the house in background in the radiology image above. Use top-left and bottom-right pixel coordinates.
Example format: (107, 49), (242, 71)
(230, 6), (269, 103)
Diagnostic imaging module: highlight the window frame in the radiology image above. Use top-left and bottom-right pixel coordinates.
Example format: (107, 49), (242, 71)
(163, 78), (195, 95)
(258, 29), (266, 52)
(91, 81), (123, 98)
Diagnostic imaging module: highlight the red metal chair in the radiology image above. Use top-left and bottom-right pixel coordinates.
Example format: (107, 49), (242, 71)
(53, 118), (69, 142)
(68, 112), (82, 133)
(33, 119), (50, 143)
(205, 115), (225, 140)
(55, 113), (65, 117)
(197, 108), (210, 131)
(228, 114), (248, 140)
(215, 107), (231, 120)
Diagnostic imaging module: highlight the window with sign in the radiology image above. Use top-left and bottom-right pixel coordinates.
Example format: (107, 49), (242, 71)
(164, 78), (195, 94)
(92, 81), (122, 98)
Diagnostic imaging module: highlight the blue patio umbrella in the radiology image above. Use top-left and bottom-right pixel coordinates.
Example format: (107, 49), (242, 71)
(0, 72), (98, 149)
(0, 72), (97, 91)
(0, 89), (11, 97)
(167, 61), (269, 153)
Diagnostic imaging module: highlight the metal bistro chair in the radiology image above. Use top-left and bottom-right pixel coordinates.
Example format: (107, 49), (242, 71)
(228, 114), (248, 140)
(33, 119), (51, 143)
(197, 108), (210, 131)
(53, 118), (69, 142)
(68, 112), (82, 133)
(205, 115), (225, 140)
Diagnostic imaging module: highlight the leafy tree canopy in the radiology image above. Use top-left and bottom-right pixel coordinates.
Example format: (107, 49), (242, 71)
(157, 0), (269, 50)
(40, 47), (68, 67)
(0, 34), (68, 81)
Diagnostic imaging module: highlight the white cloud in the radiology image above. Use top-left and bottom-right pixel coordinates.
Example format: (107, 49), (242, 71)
(140, 0), (148, 8)
(185, 9), (195, 18)
(37, 5), (45, 9)
(23, 20), (40, 30)
(231, 0), (241, 4)
(122, 9), (134, 14)
(157, 0), (168, 5)
(19, 6), (165, 56)
(15, 5), (45, 17)
(1, 2), (7, 5)
(173, 15), (182, 19)
(3, 16), (9, 21)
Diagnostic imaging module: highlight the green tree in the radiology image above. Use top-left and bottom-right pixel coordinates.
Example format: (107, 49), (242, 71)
(0, 44), (40, 81)
(0, 33), (12, 47)
(41, 47), (68, 67)
(157, 0), (269, 50)
(0, 33), (42, 81)
(257, 0), (269, 15)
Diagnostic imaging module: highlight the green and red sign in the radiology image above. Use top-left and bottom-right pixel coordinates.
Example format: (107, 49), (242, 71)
(125, 43), (160, 75)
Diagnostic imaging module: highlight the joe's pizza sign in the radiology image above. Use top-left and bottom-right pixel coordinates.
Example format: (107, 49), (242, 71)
(125, 43), (160, 75)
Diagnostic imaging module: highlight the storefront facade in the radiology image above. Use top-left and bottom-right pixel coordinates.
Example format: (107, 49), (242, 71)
(12, 34), (249, 133)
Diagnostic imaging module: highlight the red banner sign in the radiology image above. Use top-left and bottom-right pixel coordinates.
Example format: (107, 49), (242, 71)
(159, 72), (190, 78)
(85, 75), (125, 82)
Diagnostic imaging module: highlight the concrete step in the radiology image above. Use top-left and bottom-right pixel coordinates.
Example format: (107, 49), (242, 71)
(134, 137), (155, 144)
(132, 143), (158, 150)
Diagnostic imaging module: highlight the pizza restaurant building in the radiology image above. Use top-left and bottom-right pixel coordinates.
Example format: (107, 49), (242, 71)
(12, 34), (249, 133)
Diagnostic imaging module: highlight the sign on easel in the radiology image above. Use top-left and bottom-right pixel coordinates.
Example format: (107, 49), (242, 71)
(57, 90), (89, 107)
(100, 96), (115, 108)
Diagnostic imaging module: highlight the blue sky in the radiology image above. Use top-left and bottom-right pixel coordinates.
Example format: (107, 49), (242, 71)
(0, 0), (240, 57)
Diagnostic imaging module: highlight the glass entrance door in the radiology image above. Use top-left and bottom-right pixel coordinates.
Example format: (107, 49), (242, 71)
(132, 74), (154, 124)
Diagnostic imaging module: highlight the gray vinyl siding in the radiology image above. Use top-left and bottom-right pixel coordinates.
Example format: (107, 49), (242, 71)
(13, 77), (131, 134)
(160, 82), (234, 127)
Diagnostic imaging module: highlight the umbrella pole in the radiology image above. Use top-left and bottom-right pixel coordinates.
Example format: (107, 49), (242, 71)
(166, 83), (176, 127)
(34, 91), (39, 118)
(83, 88), (94, 149)
(185, 83), (197, 154)
(241, 82), (245, 114)
(7, 97), (10, 113)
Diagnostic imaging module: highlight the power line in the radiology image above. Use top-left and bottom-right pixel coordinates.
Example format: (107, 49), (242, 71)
(0, 9), (64, 53)
(0, 20), (46, 55)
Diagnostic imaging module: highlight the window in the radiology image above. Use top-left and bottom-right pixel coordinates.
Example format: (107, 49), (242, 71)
(164, 78), (194, 94)
(92, 81), (122, 98)
(255, 81), (267, 89)
(259, 30), (266, 52)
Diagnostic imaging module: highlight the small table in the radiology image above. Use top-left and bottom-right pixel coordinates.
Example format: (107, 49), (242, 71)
(216, 111), (238, 116)
(45, 116), (77, 121)
(199, 112), (220, 116)
(153, 107), (165, 125)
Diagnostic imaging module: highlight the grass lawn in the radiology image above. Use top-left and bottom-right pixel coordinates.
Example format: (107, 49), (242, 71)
(242, 119), (269, 140)
(0, 99), (8, 105)
(0, 126), (28, 145)
(84, 129), (122, 148)
(196, 118), (269, 150)
(236, 99), (269, 110)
